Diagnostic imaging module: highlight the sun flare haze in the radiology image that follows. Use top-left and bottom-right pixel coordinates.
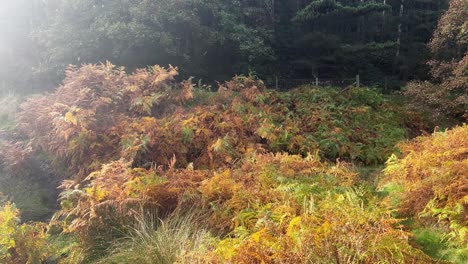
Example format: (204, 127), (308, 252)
(0, 1), (466, 263)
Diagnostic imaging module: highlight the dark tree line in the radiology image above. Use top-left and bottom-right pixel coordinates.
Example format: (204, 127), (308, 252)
(0, 0), (449, 93)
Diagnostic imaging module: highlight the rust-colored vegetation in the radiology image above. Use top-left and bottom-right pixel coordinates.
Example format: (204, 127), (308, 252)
(382, 125), (468, 257)
(0, 63), (464, 263)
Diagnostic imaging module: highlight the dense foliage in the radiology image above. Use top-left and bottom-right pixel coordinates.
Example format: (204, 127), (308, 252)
(17, 63), (412, 183)
(1, 0), (448, 93)
(1, 62), (460, 263)
(17, 63), (193, 179)
(405, 0), (467, 122)
(0, 202), (51, 264)
(59, 153), (436, 263)
(1, 1), (467, 263)
(382, 125), (468, 262)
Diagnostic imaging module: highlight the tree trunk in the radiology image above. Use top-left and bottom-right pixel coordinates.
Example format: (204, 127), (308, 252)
(396, 0), (405, 58)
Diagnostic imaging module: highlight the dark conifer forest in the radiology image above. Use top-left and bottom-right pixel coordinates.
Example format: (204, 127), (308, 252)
(0, 1), (466, 263)
(0, 0), (453, 92)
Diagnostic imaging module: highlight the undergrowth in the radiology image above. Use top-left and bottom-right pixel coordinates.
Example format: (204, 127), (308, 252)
(94, 210), (214, 264)
(382, 125), (468, 263)
(0, 63), (456, 263)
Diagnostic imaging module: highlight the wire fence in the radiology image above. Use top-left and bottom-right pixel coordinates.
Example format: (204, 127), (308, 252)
(269, 75), (362, 91)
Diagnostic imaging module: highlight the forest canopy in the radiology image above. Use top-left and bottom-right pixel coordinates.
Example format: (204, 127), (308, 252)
(0, 0), (450, 93)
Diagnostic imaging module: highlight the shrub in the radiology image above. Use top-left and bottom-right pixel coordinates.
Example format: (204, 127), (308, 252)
(0, 203), (51, 264)
(382, 125), (468, 261)
(55, 152), (438, 262)
(113, 84), (410, 167)
(55, 159), (210, 247)
(197, 154), (433, 263)
(405, 0), (468, 122)
(17, 63), (194, 179)
(7, 63), (440, 262)
(214, 191), (434, 263)
(16, 64), (413, 184)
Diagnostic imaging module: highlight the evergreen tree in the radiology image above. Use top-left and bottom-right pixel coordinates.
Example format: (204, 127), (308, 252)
(33, 0), (275, 84)
(0, 0), (450, 91)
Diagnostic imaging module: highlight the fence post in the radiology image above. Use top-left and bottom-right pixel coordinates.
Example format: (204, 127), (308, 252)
(315, 77), (319, 87)
(356, 74), (360, 88)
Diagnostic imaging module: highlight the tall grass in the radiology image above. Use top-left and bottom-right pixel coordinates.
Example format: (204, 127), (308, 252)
(94, 209), (214, 264)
